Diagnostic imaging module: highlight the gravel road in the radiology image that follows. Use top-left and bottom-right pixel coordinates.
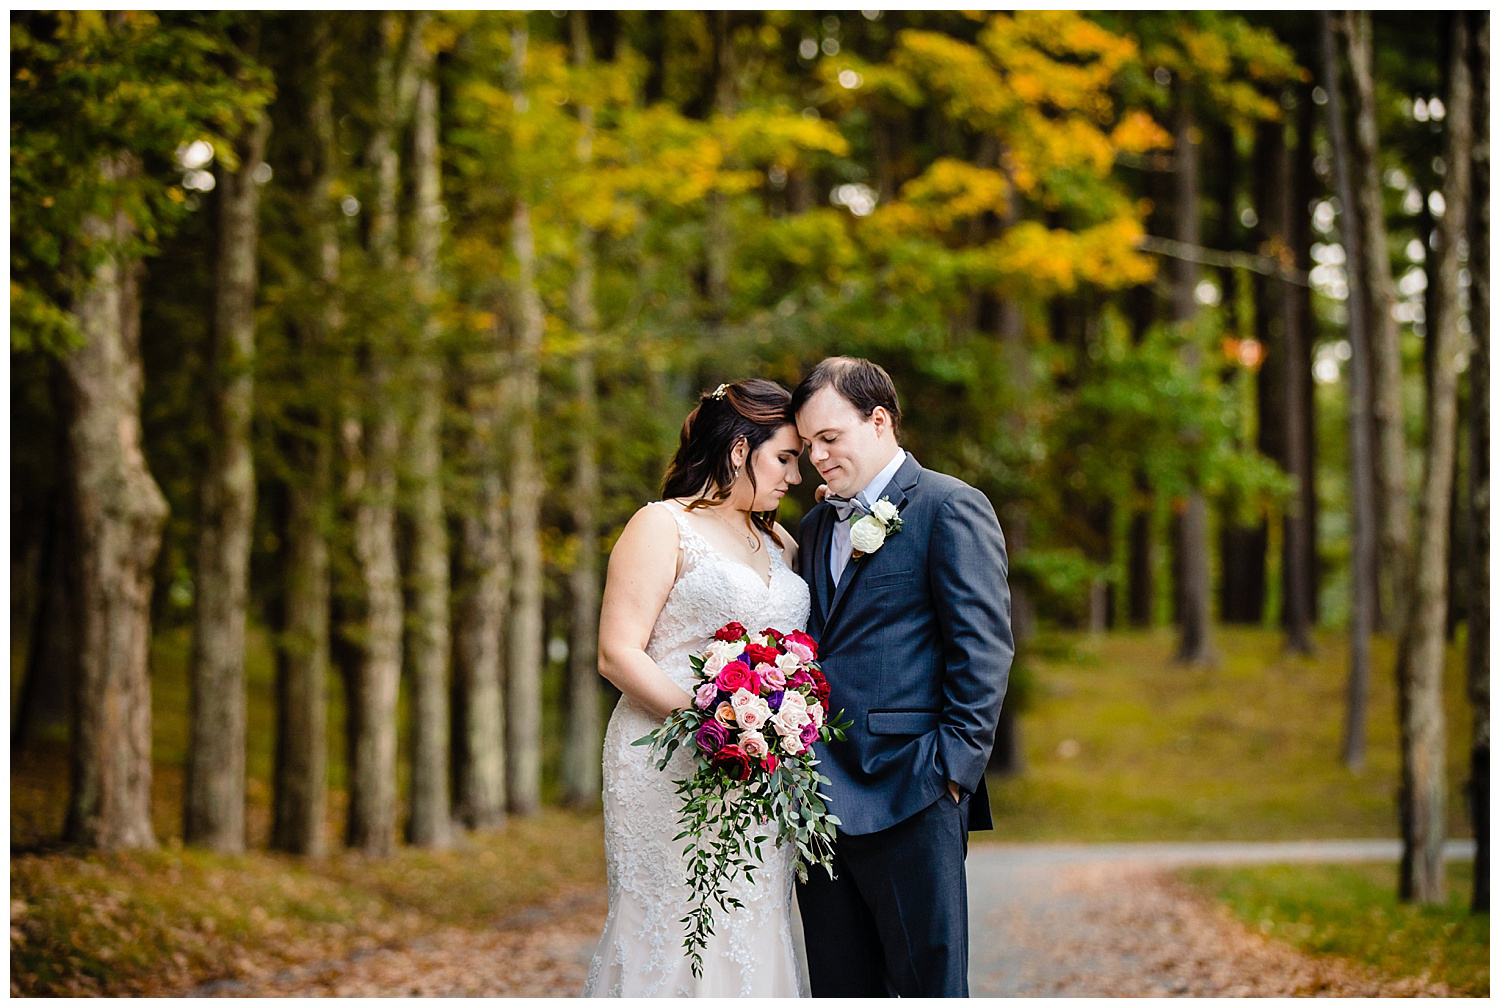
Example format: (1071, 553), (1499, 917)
(216, 839), (1474, 997)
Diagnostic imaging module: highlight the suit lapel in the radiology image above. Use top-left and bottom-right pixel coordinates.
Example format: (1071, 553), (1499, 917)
(823, 454), (921, 631)
(807, 503), (835, 628)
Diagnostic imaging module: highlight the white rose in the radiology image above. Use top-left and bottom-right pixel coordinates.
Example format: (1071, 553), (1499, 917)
(772, 705), (810, 738)
(807, 701), (825, 727)
(731, 689), (772, 731)
(849, 514), (888, 554)
(739, 730), (769, 759)
(701, 639), (741, 677)
(870, 498), (900, 524)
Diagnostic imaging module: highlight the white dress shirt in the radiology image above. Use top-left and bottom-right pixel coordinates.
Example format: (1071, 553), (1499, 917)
(830, 449), (907, 584)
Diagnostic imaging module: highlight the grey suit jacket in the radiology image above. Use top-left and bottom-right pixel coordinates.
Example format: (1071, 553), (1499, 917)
(798, 453), (1013, 836)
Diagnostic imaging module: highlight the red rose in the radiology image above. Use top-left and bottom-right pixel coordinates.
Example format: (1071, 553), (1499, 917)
(711, 744), (752, 781)
(785, 629), (818, 660)
(715, 622), (747, 642)
(715, 660), (755, 693)
(808, 667), (831, 706)
(742, 643), (780, 668)
(759, 627), (785, 644)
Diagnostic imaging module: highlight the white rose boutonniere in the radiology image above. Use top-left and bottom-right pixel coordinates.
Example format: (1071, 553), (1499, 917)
(849, 496), (904, 560)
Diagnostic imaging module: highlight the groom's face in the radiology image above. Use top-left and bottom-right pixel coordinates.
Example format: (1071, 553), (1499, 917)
(796, 385), (896, 498)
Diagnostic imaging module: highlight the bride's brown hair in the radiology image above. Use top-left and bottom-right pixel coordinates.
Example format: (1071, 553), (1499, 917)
(661, 379), (793, 549)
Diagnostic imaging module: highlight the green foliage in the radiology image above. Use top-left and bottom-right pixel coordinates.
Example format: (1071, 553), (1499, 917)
(10, 11), (272, 354)
(1179, 861), (1488, 995)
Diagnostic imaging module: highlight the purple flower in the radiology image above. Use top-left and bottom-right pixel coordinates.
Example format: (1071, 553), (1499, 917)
(767, 690), (785, 712)
(799, 720), (819, 746)
(696, 718), (730, 755)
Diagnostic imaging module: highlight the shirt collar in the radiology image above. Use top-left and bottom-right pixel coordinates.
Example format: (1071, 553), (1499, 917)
(856, 448), (907, 507)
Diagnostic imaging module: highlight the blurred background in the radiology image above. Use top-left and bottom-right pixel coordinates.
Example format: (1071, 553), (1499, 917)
(9, 10), (1488, 995)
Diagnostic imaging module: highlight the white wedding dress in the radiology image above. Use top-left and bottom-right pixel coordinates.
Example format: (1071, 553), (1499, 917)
(584, 501), (810, 998)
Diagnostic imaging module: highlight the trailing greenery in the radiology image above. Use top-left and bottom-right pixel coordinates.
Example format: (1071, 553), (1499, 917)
(1177, 861), (1487, 995)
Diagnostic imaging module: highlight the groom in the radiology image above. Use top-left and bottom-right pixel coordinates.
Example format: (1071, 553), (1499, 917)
(791, 357), (1012, 997)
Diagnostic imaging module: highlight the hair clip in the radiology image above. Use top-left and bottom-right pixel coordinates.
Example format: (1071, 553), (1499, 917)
(711, 383), (729, 400)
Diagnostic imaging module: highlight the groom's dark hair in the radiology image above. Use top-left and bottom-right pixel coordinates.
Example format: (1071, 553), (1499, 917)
(791, 356), (902, 439)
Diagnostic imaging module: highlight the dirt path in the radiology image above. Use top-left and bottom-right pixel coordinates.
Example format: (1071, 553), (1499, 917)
(211, 840), (1471, 997)
(966, 841), (1470, 997)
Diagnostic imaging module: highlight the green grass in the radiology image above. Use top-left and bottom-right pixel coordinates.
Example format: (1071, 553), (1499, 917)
(1177, 860), (1488, 996)
(984, 626), (1475, 842)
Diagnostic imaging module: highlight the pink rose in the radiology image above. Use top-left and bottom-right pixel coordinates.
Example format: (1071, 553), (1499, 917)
(785, 630), (818, 660)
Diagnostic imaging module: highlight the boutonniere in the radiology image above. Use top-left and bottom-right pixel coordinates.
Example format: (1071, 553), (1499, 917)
(850, 497), (903, 560)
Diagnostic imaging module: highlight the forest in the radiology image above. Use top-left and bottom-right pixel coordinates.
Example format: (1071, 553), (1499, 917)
(9, 8), (1487, 921)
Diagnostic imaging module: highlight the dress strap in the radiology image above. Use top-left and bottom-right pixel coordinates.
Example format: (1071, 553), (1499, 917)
(651, 500), (712, 562)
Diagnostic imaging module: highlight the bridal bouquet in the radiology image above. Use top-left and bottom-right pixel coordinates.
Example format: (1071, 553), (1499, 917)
(635, 621), (850, 976)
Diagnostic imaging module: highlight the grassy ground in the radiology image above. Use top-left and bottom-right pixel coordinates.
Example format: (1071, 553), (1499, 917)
(10, 624), (1482, 995)
(1178, 861), (1488, 996)
(10, 808), (606, 996)
(984, 625), (1475, 842)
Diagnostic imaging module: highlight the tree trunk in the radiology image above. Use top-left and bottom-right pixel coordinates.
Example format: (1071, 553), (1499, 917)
(1292, 85), (1322, 625)
(273, 28), (338, 857)
(453, 349), (509, 829)
(404, 46), (453, 849)
(1320, 14), (1379, 772)
(506, 25), (546, 817)
(1465, 10), (1489, 915)
(1395, 11), (1472, 905)
(1274, 91), (1315, 656)
(1168, 93), (1214, 666)
(1347, 11), (1412, 630)
(61, 152), (169, 851)
(185, 105), (270, 854)
(562, 10), (604, 810)
(346, 12), (420, 855)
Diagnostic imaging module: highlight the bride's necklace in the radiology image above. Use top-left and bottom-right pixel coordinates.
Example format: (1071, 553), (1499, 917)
(707, 504), (759, 551)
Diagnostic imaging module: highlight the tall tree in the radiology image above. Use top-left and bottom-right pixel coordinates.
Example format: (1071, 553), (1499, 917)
(1346, 11), (1412, 630)
(1320, 12), (1380, 772)
(1270, 91), (1315, 655)
(12, 11), (265, 850)
(270, 14), (339, 859)
(346, 12), (423, 854)
(58, 150), (170, 850)
(1394, 10), (1472, 905)
(1167, 88), (1215, 666)
(506, 21), (547, 817)
(184, 28), (272, 853)
(561, 9), (603, 809)
(1464, 10), (1489, 915)
(404, 24), (453, 849)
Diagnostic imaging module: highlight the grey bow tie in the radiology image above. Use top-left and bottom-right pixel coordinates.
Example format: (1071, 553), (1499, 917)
(828, 494), (869, 521)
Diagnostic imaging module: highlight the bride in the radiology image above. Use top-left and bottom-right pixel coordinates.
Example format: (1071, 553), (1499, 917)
(583, 379), (810, 998)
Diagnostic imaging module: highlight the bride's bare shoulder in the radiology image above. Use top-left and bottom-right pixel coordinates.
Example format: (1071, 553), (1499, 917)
(613, 501), (681, 551)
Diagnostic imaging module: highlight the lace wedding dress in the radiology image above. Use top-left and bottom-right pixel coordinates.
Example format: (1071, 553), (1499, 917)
(584, 501), (810, 998)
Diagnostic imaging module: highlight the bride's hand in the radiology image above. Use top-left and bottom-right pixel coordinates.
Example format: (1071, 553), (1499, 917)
(815, 484), (828, 504)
